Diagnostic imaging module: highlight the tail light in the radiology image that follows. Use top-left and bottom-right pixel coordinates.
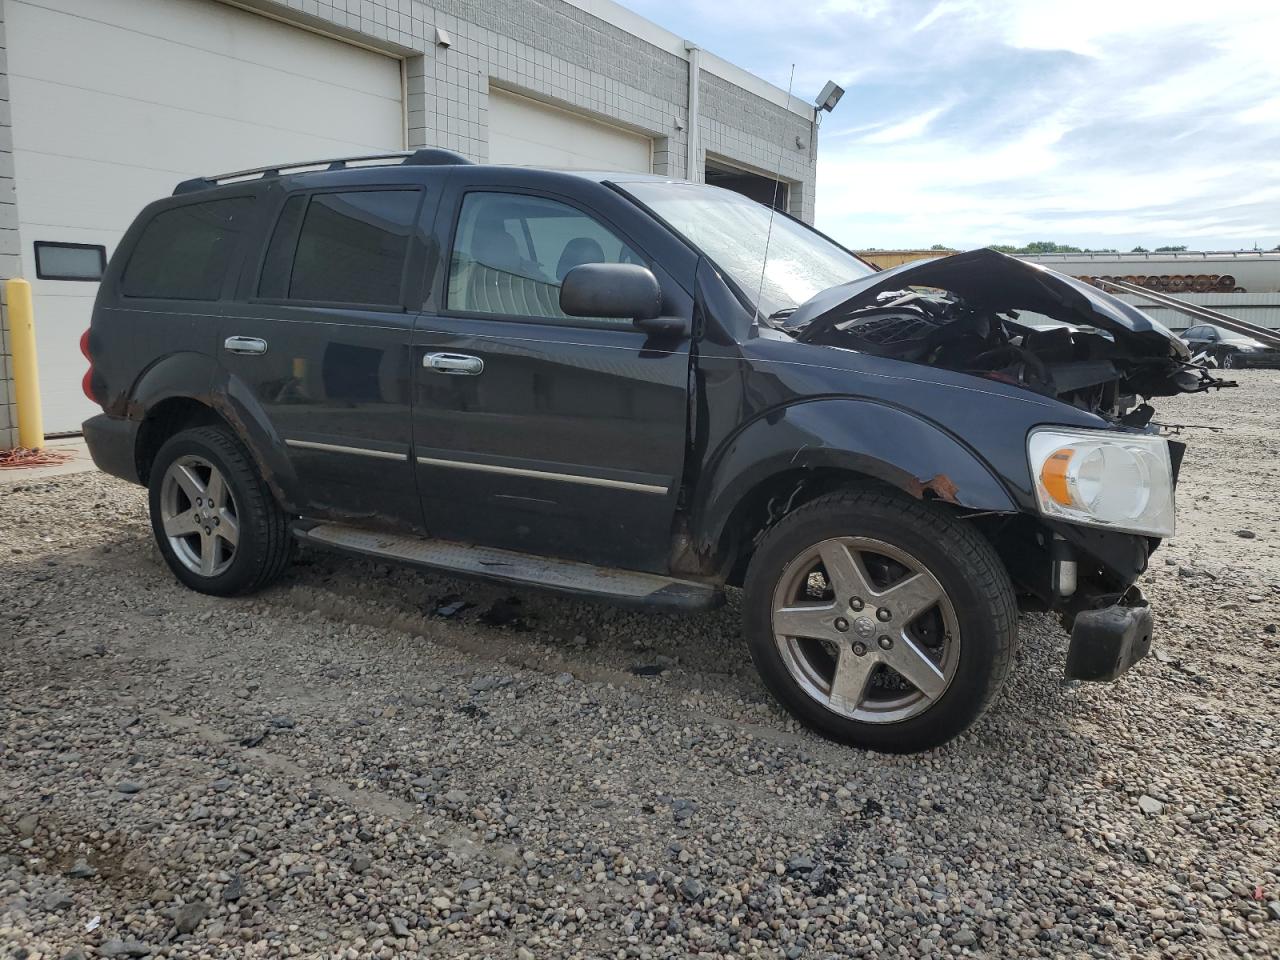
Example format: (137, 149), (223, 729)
(80, 328), (99, 405)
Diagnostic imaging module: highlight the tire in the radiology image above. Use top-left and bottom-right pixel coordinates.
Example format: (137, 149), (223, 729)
(148, 425), (292, 596)
(743, 488), (1017, 753)
(1220, 351), (1236, 370)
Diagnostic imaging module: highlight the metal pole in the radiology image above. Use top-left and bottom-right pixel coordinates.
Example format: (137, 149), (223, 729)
(6, 278), (44, 450)
(1096, 276), (1280, 349)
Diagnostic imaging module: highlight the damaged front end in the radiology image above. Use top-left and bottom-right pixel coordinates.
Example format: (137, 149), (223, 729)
(782, 248), (1229, 421)
(774, 250), (1222, 682)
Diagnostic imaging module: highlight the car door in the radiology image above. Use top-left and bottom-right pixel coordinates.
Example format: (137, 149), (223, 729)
(1182, 325), (1208, 355)
(220, 183), (433, 530)
(410, 180), (693, 573)
(1192, 326), (1219, 349)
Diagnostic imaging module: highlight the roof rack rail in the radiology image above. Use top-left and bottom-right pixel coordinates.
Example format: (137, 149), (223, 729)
(173, 148), (472, 195)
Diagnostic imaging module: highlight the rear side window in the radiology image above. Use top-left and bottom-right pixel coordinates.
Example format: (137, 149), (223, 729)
(259, 190), (420, 307)
(122, 198), (254, 300)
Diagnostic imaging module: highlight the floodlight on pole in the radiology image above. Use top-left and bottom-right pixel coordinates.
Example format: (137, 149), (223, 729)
(815, 81), (844, 113)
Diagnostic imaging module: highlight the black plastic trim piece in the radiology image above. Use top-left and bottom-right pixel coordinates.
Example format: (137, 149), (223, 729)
(1065, 598), (1153, 682)
(174, 150), (473, 195)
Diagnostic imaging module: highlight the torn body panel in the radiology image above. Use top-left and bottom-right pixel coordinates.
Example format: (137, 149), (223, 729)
(783, 249), (1225, 416)
(905, 473), (961, 504)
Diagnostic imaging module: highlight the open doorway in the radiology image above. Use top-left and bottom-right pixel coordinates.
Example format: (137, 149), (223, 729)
(705, 157), (790, 212)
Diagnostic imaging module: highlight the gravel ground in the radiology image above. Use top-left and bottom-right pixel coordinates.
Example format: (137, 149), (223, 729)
(2, 371), (1278, 960)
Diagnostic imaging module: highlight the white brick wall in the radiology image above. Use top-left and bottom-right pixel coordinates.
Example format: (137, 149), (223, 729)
(0, 0), (17, 450)
(0, 0), (819, 448)
(263, 0), (816, 197)
(700, 72), (815, 222)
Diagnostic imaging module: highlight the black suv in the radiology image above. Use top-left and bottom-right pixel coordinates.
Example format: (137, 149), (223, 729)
(83, 150), (1214, 752)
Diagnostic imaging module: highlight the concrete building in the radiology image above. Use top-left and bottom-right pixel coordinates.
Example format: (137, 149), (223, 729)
(0, 0), (819, 446)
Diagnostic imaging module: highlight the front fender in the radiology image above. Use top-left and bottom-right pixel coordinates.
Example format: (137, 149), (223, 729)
(692, 397), (1018, 551)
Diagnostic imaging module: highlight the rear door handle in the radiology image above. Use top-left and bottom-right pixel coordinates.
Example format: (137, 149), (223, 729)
(224, 336), (268, 356)
(424, 352), (484, 375)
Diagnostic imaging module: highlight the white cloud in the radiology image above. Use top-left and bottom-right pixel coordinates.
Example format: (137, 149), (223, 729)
(625, 0), (1280, 249)
(859, 104), (950, 144)
(807, 0), (1280, 249)
(1236, 96), (1280, 126)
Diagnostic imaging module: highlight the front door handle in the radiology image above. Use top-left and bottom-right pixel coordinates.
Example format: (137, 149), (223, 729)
(224, 336), (268, 356)
(424, 352), (484, 375)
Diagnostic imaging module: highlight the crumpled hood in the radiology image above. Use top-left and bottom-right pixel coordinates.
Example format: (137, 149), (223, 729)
(789, 248), (1190, 360)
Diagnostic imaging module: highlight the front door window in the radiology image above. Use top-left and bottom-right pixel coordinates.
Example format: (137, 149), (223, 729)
(446, 192), (641, 324)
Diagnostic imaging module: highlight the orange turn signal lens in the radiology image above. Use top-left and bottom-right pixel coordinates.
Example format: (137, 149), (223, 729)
(1040, 448), (1074, 506)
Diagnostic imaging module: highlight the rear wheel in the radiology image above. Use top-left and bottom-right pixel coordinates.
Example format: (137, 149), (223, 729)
(148, 425), (292, 595)
(743, 488), (1016, 752)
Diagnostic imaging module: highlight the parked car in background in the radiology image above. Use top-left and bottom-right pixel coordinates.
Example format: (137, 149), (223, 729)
(1180, 324), (1280, 369)
(82, 151), (1220, 752)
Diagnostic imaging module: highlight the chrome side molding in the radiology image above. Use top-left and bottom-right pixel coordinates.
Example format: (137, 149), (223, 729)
(415, 455), (667, 494)
(285, 439), (407, 461)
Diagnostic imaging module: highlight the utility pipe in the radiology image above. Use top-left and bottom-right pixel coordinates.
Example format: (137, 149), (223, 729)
(685, 44), (701, 182)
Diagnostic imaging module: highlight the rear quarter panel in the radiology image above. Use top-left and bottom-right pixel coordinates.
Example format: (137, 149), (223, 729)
(89, 189), (265, 418)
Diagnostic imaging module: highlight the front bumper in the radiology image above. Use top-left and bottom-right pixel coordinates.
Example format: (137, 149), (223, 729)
(82, 413), (140, 485)
(1064, 594), (1153, 681)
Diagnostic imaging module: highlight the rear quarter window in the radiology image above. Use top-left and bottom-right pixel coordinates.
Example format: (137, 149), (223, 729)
(257, 189), (421, 307)
(121, 197), (255, 300)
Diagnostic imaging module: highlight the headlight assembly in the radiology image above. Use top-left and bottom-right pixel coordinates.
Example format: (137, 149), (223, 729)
(1027, 428), (1175, 537)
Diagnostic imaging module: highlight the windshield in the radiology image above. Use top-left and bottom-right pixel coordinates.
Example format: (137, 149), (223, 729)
(620, 181), (874, 318)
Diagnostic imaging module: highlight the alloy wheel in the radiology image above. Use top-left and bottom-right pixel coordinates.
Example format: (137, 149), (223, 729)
(159, 455), (240, 578)
(770, 537), (960, 723)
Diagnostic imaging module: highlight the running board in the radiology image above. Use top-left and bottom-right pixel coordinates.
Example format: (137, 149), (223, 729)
(292, 522), (723, 612)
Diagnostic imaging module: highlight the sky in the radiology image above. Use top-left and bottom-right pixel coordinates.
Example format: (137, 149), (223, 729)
(622, 0), (1280, 252)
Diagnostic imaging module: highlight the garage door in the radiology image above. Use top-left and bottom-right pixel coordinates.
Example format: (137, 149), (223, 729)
(8, 0), (405, 432)
(488, 88), (652, 173)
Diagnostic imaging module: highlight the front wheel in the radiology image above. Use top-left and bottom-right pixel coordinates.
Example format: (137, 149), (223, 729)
(148, 425), (292, 596)
(743, 488), (1017, 752)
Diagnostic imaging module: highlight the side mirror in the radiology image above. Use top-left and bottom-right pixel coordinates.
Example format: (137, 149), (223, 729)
(560, 263), (688, 336)
(560, 262), (661, 319)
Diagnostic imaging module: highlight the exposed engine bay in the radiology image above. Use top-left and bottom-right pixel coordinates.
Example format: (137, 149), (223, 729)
(791, 291), (1185, 419)
(778, 249), (1229, 421)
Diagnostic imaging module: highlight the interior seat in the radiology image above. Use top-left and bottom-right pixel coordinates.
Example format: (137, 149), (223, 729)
(556, 237), (607, 281)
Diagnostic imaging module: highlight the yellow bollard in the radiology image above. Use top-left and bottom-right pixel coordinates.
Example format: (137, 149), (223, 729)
(6, 278), (44, 450)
